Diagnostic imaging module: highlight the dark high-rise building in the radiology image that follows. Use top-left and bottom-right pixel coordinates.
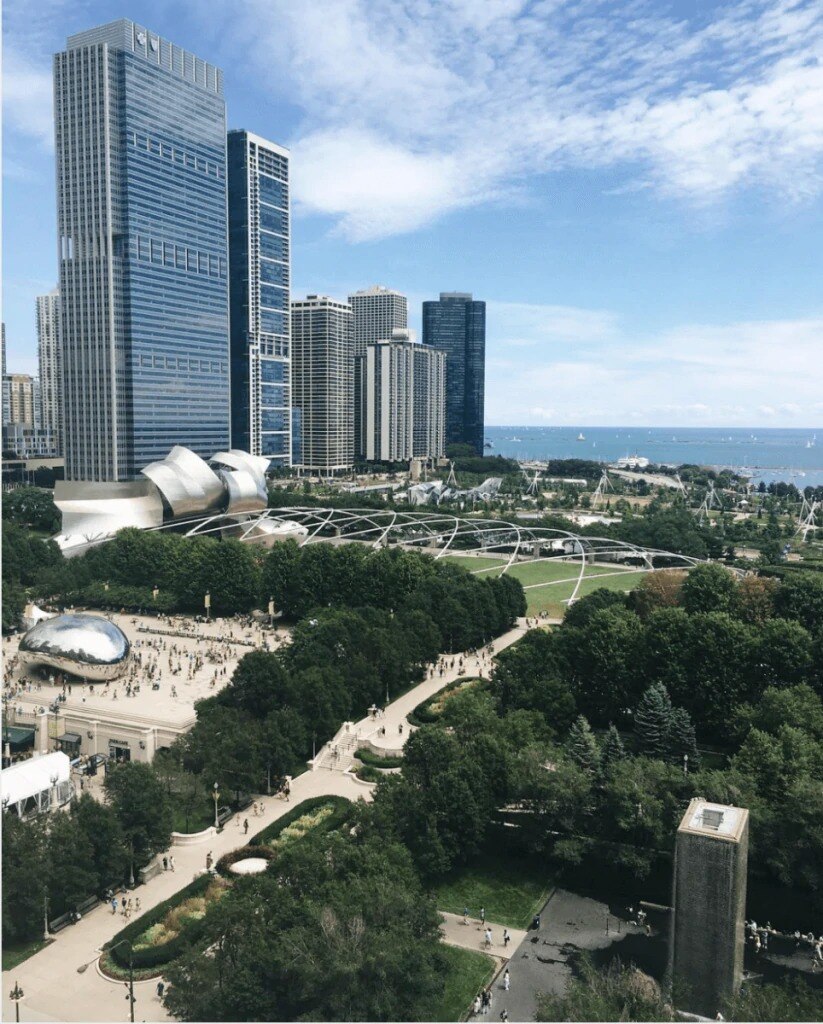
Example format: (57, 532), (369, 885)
(422, 292), (485, 453)
(54, 19), (230, 481)
(227, 130), (291, 465)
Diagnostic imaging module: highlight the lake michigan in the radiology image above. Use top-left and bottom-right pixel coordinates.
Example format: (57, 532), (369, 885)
(484, 426), (823, 487)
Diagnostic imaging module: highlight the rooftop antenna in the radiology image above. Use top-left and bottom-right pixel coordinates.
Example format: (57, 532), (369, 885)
(591, 468), (613, 508)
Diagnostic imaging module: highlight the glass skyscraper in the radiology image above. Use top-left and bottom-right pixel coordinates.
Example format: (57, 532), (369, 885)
(422, 292), (486, 454)
(227, 130), (291, 465)
(54, 19), (230, 481)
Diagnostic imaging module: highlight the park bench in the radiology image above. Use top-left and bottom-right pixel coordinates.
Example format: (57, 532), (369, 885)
(49, 912), (75, 933)
(216, 806), (233, 829)
(234, 795), (253, 812)
(76, 894), (99, 915)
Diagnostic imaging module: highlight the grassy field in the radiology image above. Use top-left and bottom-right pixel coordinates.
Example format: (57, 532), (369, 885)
(2, 937), (51, 972)
(433, 945), (496, 1022)
(433, 849), (554, 929)
(523, 569), (648, 616)
(507, 560), (635, 587)
(442, 554), (508, 574)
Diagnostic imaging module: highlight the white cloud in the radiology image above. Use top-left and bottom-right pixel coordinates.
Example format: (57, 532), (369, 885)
(218, 0), (823, 239)
(484, 306), (823, 426)
(2, 50), (54, 147)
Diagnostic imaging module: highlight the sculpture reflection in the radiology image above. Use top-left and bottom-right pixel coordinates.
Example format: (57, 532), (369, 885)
(18, 613), (131, 681)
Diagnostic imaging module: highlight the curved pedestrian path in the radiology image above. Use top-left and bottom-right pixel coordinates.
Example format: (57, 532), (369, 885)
(1, 619), (533, 1023)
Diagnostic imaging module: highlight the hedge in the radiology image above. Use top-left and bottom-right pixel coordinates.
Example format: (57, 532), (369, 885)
(249, 795), (352, 847)
(407, 676), (480, 727)
(355, 764), (382, 783)
(354, 747), (404, 769)
(104, 873), (212, 970)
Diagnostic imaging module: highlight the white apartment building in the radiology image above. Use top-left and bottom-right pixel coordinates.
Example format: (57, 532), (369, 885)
(365, 329), (445, 462)
(291, 295), (354, 473)
(36, 288), (62, 455)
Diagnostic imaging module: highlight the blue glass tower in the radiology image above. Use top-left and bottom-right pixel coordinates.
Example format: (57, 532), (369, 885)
(422, 292), (486, 454)
(227, 130), (291, 464)
(54, 20), (230, 481)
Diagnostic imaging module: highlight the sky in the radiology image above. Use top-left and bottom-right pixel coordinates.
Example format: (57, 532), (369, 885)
(3, 0), (823, 428)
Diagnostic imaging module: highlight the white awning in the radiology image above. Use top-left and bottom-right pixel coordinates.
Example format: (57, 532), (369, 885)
(1, 752), (71, 805)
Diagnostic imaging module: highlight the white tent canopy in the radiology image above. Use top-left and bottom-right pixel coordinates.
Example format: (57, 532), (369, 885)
(1, 751), (72, 812)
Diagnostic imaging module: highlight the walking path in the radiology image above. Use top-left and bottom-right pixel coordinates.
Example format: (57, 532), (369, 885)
(439, 912), (526, 961)
(2, 620), (532, 1024)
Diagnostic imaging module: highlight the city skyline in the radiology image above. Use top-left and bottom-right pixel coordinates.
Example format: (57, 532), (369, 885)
(3, 0), (823, 428)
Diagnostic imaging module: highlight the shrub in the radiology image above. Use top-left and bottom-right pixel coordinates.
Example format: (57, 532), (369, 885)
(354, 748), (404, 769)
(408, 677), (480, 726)
(356, 764), (382, 783)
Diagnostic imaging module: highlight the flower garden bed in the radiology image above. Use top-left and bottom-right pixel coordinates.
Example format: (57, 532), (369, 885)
(105, 797), (353, 973)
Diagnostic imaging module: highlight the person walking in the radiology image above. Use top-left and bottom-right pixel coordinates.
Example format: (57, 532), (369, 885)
(169, 854), (175, 872)
(244, 818), (249, 835)
(481, 988), (491, 1014)
(110, 896), (118, 915)
(500, 1010), (508, 1022)
(162, 855), (168, 871)
(473, 996), (482, 1016)
(503, 969), (510, 992)
(206, 851), (213, 871)
(503, 928), (510, 948)
(156, 981), (165, 1000)
(135, 897), (141, 912)
(484, 927), (493, 949)
(480, 906), (486, 925)
(463, 906), (470, 925)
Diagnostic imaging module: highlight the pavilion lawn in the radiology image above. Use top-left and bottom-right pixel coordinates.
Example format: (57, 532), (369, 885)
(433, 945), (496, 1022)
(433, 847), (554, 930)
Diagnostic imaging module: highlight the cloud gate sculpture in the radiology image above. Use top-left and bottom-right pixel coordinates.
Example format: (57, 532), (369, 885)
(53, 447), (306, 556)
(18, 613), (131, 681)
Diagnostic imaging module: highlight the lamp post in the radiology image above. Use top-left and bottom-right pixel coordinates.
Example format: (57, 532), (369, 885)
(204, 592), (211, 622)
(152, 586), (159, 601)
(43, 895), (49, 941)
(79, 940), (135, 1023)
(683, 753), (689, 775)
(9, 980), (24, 1023)
(268, 597), (275, 628)
(213, 781), (220, 829)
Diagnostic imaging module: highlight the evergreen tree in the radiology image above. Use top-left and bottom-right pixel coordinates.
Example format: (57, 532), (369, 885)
(599, 724), (627, 772)
(667, 706), (700, 770)
(567, 715), (600, 773)
(634, 683), (673, 760)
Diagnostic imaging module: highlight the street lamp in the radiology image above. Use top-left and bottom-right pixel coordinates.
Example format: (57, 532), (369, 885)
(80, 940), (135, 1024)
(213, 781), (220, 829)
(204, 591), (211, 621)
(683, 753), (689, 775)
(9, 980), (24, 1023)
(268, 597), (275, 627)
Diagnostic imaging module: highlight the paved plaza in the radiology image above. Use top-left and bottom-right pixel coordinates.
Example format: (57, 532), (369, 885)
(1, 619), (533, 1023)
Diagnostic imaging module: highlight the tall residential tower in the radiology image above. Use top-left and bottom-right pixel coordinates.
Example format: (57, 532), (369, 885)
(291, 295), (354, 474)
(349, 286), (408, 459)
(422, 292), (485, 454)
(36, 288), (62, 455)
(227, 130), (291, 465)
(54, 19), (230, 481)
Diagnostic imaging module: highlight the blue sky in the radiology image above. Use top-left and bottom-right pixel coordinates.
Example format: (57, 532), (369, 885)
(3, 0), (823, 427)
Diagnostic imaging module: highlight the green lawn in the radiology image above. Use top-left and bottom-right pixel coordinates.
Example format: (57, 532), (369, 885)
(442, 554), (508, 575)
(433, 945), (496, 1022)
(433, 849), (554, 929)
(507, 559), (634, 587)
(524, 569), (648, 616)
(169, 796), (216, 834)
(2, 937), (51, 972)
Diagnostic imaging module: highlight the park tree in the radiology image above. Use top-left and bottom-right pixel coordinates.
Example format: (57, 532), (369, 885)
(2, 814), (49, 944)
(732, 684), (823, 742)
(773, 572), (823, 633)
(566, 715), (599, 772)
(599, 725), (627, 772)
(633, 683), (673, 760)
(46, 813), (98, 917)
(179, 705), (264, 804)
(755, 619), (813, 687)
(72, 793), (129, 893)
(680, 562), (737, 614)
(562, 588), (628, 630)
(1, 486), (61, 532)
(667, 706), (700, 770)
(732, 575), (778, 625)
(631, 570), (685, 618)
(164, 824), (447, 1023)
(178, 538), (262, 614)
(104, 761), (173, 867)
